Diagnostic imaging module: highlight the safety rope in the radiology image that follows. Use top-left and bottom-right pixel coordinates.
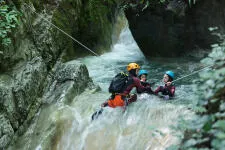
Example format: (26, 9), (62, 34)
(24, 4), (213, 83)
(23, 4), (123, 74)
(172, 64), (213, 83)
(24, 4), (100, 56)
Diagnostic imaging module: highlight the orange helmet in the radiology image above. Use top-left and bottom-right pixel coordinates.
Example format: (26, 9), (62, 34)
(127, 63), (140, 71)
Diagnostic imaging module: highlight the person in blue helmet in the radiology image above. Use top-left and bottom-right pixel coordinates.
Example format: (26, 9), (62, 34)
(154, 71), (175, 100)
(137, 69), (154, 94)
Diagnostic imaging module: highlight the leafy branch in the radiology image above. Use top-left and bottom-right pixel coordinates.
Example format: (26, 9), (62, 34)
(0, 1), (20, 47)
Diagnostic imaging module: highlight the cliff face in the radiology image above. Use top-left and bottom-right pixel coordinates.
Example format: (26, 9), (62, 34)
(0, 0), (119, 148)
(125, 0), (225, 57)
(1, 0), (118, 72)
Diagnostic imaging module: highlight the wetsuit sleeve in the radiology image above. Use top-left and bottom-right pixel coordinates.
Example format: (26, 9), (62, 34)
(154, 86), (163, 95)
(142, 81), (151, 87)
(134, 78), (153, 94)
(167, 86), (175, 97)
(137, 81), (149, 93)
(136, 88), (142, 94)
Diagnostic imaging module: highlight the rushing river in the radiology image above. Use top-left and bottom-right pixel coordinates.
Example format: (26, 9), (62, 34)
(9, 26), (201, 150)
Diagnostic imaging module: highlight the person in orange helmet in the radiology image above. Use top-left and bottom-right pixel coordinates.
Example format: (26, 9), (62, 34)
(101, 63), (153, 110)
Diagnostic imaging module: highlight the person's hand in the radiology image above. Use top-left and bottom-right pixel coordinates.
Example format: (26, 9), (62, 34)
(146, 87), (154, 94)
(163, 95), (170, 100)
(146, 82), (151, 87)
(159, 86), (163, 90)
(166, 82), (172, 86)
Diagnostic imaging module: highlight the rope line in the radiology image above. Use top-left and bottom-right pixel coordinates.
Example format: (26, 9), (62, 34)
(172, 65), (213, 83)
(23, 4), (125, 73)
(24, 4), (99, 56)
(24, 4), (213, 83)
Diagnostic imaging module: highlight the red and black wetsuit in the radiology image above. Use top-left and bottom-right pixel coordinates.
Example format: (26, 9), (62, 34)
(102, 73), (152, 108)
(123, 74), (153, 95)
(154, 84), (175, 97)
(136, 81), (153, 94)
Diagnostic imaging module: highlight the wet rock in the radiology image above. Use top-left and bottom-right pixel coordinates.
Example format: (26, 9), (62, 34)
(43, 60), (95, 104)
(0, 57), (47, 149)
(125, 0), (225, 57)
(0, 115), (14, 148)
(0, 0), (118, 149)
(7, 60), (98, 150)
(0, 58), (96, 149)
(0, 84), (19, 131)
(1, 0), (118, 72)
(12, 57), (47, 119)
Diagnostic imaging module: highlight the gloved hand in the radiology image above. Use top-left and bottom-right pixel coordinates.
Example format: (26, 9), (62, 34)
(163, 95), (170, 100)
(146, 87), (154, 94)
(166, 82), (172, 86)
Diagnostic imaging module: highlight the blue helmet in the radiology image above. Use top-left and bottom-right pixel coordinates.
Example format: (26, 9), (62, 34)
(166, 71), (175, 79)
(138, 69), (148, 77)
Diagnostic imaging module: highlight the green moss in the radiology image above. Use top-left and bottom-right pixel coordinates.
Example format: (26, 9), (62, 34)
(9, 0), (118, 62)
(12, 0), (53, 11)
(51, 0), (82, 60)
(51, 0), (118, 61)
(77, 0), (118, 53)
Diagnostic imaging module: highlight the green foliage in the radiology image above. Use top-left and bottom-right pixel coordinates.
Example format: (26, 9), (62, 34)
(121, 0), (166, 11)
(51, 0), (117, 59)
(79, 0), (117, 50)
(139, 0), (166, 11)
(88, 0), (116, 24)
(0, 1), (20, 47)
(175, 41), (225, 149)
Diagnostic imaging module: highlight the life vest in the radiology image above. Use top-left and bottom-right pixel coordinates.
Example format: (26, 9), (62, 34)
(107, 95), (125, 108)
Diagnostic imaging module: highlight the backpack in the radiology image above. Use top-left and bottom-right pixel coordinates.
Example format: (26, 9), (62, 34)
(108, 72), (129, 93)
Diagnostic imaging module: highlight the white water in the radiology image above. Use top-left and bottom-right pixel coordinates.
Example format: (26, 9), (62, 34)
(9, 26), (198, 150)
(81, 27), (146, 90)
(54, 27), (195, 150)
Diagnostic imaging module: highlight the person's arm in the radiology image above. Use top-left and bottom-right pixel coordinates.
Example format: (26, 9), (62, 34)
(142, 81), (151, 87)
(136, 83), (142, 93)
(165, 82), (175, 97)
(154, 86), (163, 95)
(162, 86), (175, 100)
(134, 77), (153, 93)
(167, 86), (175, 97)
